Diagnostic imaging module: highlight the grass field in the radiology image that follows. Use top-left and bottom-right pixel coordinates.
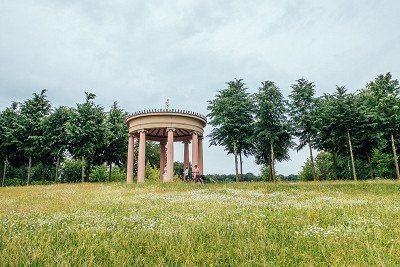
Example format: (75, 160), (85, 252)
(1, 180), (400, 266)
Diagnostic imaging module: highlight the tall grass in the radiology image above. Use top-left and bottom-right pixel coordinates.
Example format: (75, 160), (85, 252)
(1, 180), (400, 266)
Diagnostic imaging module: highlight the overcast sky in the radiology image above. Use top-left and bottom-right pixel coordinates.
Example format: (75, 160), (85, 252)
(1, 0), (400, 176)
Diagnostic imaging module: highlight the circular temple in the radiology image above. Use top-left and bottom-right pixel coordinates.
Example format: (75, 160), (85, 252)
(125, 109), (207, 183)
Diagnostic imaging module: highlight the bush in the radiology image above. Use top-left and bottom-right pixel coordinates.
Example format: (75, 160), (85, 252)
(30, 163), (55, 183)
(60, 159), (83, 183)
(4, 177), (24, 186)
(372, 149), (396, 179)
(89, 164), (108, 182)
(260, 165), (276, 181)
(204, 174), (236, 182)
(110, 165), (126, 182)
(298, 159), (317, 181)
(145, 162), (160, 182)
(5, 165), (28, 182)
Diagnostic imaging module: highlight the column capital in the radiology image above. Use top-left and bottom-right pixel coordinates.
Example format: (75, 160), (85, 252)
(137, 129), (147, 133)
(191, 131), (200, 136)
(182, 140), (190, 144)
(166, 127), (175, 132)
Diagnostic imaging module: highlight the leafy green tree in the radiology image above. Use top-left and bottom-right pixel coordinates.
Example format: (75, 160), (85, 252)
(314, 94), (341, 179)
(351, 92), (380, 179)
(253, 81), (293, 181)
(314, 87), (361, 180)
(289, 79), (318, 180)
(207, 79), (255, 181)
(67, 92), (107, 182)
(19, 90), (51, 184)
(333, 87), (359, 180)
(0, 102), (21, 186)
(365, 73), (400, 179)
(103, 102), (128, 181)
(43, 106), (73, 181)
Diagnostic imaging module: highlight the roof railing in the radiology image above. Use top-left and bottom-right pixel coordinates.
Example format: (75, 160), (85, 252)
(127, 109), (207, 121)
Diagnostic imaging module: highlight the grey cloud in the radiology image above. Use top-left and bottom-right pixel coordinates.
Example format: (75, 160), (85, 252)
(1, 0), (400, 175)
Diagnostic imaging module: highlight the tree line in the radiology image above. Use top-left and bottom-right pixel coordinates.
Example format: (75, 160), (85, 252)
(0, 90), (165, 186)
(207, 72), (400, 181)
(2, 72), (400, 185)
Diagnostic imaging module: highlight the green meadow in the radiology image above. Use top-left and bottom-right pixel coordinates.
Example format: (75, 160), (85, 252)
(1, 180), (400, 266)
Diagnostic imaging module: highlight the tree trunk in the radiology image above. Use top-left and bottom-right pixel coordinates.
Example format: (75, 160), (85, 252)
(308, 137), (316, 181)
(239, 152), (243, 181)
(268, 159), (273, 182)
(332, 152), (338, 180)
(347, 130), (357, 181)
(366, 153), (374, 179)
(270, 141), (275, 182)
(234, 144), (239, 182)
(81, 156), (85, 182)
(27, 156), (32, 185)
(108, 163), (112, 182)
(55, 157), (60, 182)
(41, 166), (45, 184)
(2, 156), (7, 187)
(391, 133), (400, 180)
(234, 153), (239, 182)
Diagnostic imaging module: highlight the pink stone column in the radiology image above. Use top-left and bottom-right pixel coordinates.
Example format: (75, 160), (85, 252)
(198, 136), (203, 174)
(192, 132), (199, 171)
(126, 134), (134, 184)
(183, 141), (190, 169)
(166, 128), (175, 182)
(137, 130), (146, 183)
(160, 142), (166, 181)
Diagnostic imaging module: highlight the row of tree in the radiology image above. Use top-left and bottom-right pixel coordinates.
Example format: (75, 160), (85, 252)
(207, 73), (400, 181)
(0, 91), (131, 186)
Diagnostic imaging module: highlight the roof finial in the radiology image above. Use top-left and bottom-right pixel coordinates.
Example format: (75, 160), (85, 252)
(165, 99), (170, 110)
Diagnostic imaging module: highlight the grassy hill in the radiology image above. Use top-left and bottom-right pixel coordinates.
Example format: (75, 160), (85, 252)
(1, 180), (400, 266)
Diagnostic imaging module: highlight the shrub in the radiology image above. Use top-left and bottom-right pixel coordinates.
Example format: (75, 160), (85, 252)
(145, 162), (160, 182)
(110, 165), (126, 182)
(298, 159), (317, 181)
(260, 165), (276, 181)
(89, 165), (108, 182)
(4, 177), (24, 186)
(30, 163), (55, 183)
(60, 159), (83, 183)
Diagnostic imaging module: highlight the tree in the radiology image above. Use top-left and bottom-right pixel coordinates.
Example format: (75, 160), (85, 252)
(365, 73), (400, 179)
(207, 79), (254, 182)
(352, 92), (380, 179)
(253, 81), (293, 181)
(19, 90), (51, 184)
(67, 92), (107, 182)
(103, 102), (128, 181)
(43, 106), (73, 182)
(314, 87), (361, 180)
(0, 102), (21, 186)
(289, 79), (317, 180)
